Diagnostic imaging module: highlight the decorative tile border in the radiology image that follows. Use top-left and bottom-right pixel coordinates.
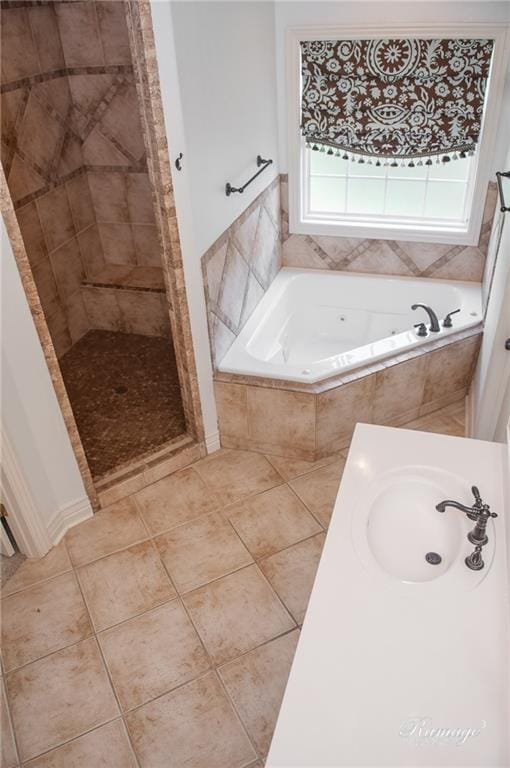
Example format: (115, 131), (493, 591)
(0, 65), (135, 94)
(202, 176), (282, 367)
(125, 0), (205, 446)
(280, 174), (498, 283)
(215, 333), (481, 461)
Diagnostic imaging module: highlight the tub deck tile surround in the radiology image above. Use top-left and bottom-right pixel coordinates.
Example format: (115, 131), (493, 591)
(201, 176), (282, 368)
(0, 402), (464, 767)
(215, 330), (481, 460)
(281, 176), (498, 283)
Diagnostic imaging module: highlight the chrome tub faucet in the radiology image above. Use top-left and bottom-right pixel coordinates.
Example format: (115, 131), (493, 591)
(412, 303), (441, 333)
(436, 486), (497, 571)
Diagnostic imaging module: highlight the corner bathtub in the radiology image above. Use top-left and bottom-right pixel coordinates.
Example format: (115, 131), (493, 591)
(218, 268), (482, 384)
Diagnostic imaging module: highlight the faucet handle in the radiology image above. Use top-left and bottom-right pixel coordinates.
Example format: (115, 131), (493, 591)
(471, 486), (482, 505)
(471, 486), (497, 518)
(443, 308), (461, 328)
(414, 322), (428, 337)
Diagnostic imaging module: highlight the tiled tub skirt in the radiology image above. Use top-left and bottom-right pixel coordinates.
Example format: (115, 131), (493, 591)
(214, 328), (482, 461)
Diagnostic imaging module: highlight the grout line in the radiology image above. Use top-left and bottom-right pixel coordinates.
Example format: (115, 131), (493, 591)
(68, 530), (151, 570)
(144, 512), (296, 761)
(72, 565), (142, 768)
(1, 672), (22, 768)
(256, 528), (326, 567)
(286, 478), (331, 530)
(0, 565), (74, 600)
(131, 516), (263, 760)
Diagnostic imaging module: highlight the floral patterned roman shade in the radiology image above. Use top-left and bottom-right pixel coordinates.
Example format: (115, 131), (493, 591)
(301, 38), (494, 165)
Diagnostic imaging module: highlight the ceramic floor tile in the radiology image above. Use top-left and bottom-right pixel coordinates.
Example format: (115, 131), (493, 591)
(135, 466), (219, 536)
(183, 565), (295, 665)
(154, 512), (253, 594)
(218, 630), (300, 756)
(1, 679), (18, 768)
(0, 540), (71, 597)
(22, 719), (137, 768)
(99, 601), (210, 711)
(289, 459), (346, 527)
(65, 497), (147, 566)
(1, 572), (92, 671)
(195, 450), (283, 506)
(76, 540), (176, 631)
(265, 452), (343, 482)
(126, 671), (256, 768)
(226, 484), (322, 559)
(6, 637), (119, 763)
(442, 400), (466, 426)
(402, 411), (464, 437)
(259, 534), (326, 624)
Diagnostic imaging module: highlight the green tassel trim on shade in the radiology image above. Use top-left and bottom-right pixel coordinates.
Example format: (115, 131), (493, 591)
(305, 141), (474, 166)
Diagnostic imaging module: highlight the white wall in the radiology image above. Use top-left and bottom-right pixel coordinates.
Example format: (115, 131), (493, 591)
(494, 377), (510, 442)
(151, 0), (279, 449)
(274, 1), (510, 172)
(171, 0), (280, 255)
(1, 221), (92, 553)
(471, 139), (510, 442)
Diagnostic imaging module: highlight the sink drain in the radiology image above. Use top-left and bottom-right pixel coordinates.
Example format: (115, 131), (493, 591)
(113, 385), (128, 395)
(425, 552), (442, 565)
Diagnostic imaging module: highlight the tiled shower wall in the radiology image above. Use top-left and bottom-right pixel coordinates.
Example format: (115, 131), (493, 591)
(1, 1), (164, 357)
(281, 175), (498, 281)
(202, 177), (281, 366)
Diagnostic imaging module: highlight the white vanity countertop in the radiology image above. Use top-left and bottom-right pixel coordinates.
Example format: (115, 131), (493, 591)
(267, 424), (509, 768)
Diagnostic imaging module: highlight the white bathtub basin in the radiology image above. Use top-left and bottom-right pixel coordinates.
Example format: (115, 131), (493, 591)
(218, 268), (482, 383)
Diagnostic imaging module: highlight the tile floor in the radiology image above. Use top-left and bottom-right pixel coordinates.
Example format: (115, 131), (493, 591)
(0, 402), (464, 767)
(59, 330), (187, 479)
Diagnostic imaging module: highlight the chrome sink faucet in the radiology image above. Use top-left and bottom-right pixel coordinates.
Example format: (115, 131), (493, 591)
(436, 486), (497, 571)
(412, 303), (441, 333)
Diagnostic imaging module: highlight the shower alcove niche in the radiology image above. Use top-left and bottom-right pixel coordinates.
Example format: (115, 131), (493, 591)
(1, 0), (204, 506)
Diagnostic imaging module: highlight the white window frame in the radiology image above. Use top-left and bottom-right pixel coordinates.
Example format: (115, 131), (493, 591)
(287, 23), (510, 246)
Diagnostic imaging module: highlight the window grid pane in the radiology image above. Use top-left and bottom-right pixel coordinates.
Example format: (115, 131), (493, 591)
(306, 147), (473, 224)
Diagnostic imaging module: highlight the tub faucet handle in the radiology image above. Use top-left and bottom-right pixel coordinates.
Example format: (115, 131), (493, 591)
(443, 308), (461, 328)
(414, 322), (428, 337)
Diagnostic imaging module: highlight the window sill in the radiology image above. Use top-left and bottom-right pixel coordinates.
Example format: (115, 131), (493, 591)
(292, 215), (479, 247)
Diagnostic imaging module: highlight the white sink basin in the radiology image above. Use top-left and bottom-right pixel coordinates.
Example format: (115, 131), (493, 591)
(366, 476), (463, 582)
(351, 464), (495, 589)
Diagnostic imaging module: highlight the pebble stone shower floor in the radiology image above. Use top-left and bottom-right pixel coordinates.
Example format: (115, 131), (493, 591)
(59, 330), (187, 479)
(0, 401), (465, 767)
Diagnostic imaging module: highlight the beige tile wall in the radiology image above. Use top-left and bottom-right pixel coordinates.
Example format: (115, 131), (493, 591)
(1, 1), (165, 357)
(82, 285), (170, 337)
(215, 333), (481, 461)
(202, 177), (282, 366)
(281, 175), (498, 282)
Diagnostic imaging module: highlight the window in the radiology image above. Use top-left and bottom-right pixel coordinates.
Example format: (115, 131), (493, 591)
(288, 26), (508, 245)
(305, 145), (475, 229)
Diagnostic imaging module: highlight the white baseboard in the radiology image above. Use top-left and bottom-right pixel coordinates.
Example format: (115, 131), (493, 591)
(47, 495), (93, 545)
(205, 429), (221, 454)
